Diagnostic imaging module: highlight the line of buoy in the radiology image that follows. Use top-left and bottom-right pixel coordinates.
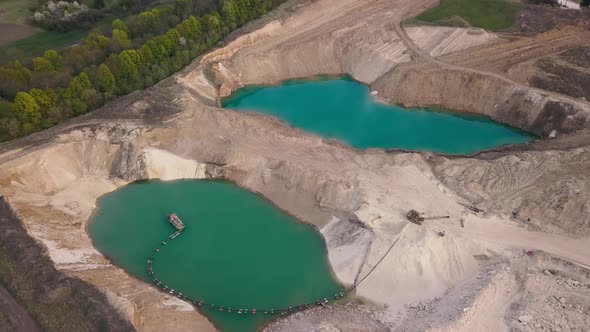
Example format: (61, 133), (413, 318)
(146, 231), (348, 315)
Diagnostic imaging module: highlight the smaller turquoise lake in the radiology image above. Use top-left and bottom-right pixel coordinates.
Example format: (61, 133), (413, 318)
(222, 78), (532, 154)
(89, 180), (342, 332)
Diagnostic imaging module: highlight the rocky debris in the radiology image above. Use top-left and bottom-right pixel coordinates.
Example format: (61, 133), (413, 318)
(505, 254), (590, 332)
(555, 276), (583, 288)
(394, 259), (507, 330)
(263, 302), (387, 331)
(432, 141), (590, 237)
(408, 301), (435, 313)
(511, 5), (590, 35)
(110, 141), (148, 181)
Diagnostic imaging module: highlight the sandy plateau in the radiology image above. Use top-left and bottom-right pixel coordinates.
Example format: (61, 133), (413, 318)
(1, 0), (590, 331)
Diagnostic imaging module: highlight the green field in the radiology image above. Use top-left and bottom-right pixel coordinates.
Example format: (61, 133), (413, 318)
(0, 29), (87, 62)
(0, 14), (116, 63)
(412, 0), (522, 31)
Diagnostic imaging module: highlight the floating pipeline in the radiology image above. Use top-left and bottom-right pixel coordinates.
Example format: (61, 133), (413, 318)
(146, 229), (402, 316)
(146, 230), (348, 316)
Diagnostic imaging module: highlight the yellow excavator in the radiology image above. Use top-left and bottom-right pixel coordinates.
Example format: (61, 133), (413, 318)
(406, 209), (449, 226)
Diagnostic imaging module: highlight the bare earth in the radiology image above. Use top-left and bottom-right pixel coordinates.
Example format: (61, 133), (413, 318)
(0, 0), (589, 331)
(0, 22), (39, 46)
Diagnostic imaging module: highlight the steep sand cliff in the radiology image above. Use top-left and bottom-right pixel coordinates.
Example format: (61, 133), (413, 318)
(1, 0), (590, 330)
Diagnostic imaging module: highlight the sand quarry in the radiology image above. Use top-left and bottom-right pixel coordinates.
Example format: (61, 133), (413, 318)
(1, 0), (590, 331)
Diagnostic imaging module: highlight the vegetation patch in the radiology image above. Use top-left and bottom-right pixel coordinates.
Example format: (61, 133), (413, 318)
(30, 1), (97, 31)
(411, 0), (523, 31)
(0, 29), (87, 62)
(0, 0), (287, 142)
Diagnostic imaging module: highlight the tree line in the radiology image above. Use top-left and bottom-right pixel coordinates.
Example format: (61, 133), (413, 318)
(0, 0), (285, 141)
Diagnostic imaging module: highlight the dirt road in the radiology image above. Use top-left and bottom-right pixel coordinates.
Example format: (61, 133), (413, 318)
(430, 215), (590, 269)
(393, 22), (590, 109)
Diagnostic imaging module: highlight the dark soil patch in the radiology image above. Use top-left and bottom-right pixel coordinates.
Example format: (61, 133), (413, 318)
(530, 47), (590, 100)
(0, 197), (135, 332)
(558, 46), (590, 69)
(0, 284), (40, 332)
(510, 5), (590, 35)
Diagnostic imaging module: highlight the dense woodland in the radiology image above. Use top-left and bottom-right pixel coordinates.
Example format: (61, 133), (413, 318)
(0, 0), (285, 141)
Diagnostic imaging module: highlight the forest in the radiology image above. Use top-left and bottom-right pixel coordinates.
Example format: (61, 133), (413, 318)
(0, 0), (285, 141)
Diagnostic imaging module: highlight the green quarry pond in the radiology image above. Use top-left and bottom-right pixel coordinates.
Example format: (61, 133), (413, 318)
(222, 78), (532, 154)
(89, 180), (342, 332)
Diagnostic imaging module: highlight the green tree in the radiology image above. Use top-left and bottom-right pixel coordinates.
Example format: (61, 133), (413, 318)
(239, 0), (254, 23)
(29, 88), (57, 111)
(146, 39), (164, 61)
(44, 50), (62, 68)
(65, 74), (91, 101)
(96, 64), (116, 93)
(84, 33), (112, 50)
(115, 51), (140, 93)
(139, 11), (156, 34)
(112, 19), (129, 32)
(581, 0), (589, 7)
(175, 22), (189, 39)
(0, 100), (20, 139)
(180, 50), (190, 66)
(0, 61), (32, 98)
(166, 28), (181, 47)
(139, 45), (155, 65)
(151, 8), (163, 32)
(183, 16), (202, 40)
(60, 44), (99, 73)
(64, 72), (98, 115)
(33, 57), (55, 72)
(13, 61), (31, 80)
(14, 92), (41, 123)
(221, 0), (238, 30)
(112, 29), (132, 50)
(153, 35), (174, 57)
(202, 14), (222, 46)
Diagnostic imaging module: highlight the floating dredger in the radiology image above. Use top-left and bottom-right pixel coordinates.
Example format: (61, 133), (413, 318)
(168, 213), (185, 239)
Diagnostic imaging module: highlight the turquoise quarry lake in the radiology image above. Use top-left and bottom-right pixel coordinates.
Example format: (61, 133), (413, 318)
(223, 78), (532, 154)
(89, 180), (342, 332)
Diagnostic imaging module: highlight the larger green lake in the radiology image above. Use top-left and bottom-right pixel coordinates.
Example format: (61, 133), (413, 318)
(89, 180), (342, 332)
(222, 78), (532, 154)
